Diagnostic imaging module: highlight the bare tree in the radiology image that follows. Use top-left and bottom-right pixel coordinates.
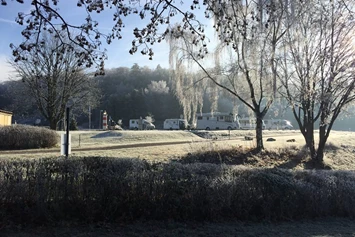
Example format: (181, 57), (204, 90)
(167, 0), (295, 151)
(9, 32), (99, 130)
(279, 0), (355, 164)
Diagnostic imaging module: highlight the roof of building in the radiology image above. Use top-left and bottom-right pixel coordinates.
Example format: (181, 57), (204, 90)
(0, 109), (13, 115)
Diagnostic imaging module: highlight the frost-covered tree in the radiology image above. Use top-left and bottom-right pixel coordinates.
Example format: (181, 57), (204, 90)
(168, 64), (205, 126)
(167, 0), (296, 151)
(144, 80), (169, 94)
(279, 0), (355, 164)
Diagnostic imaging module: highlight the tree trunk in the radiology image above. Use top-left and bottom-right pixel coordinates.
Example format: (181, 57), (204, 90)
(305, 122), (316, 159)
(315, 125), (327, 163)
(255, 116), (264, 151)
(49, 119), (58, 130)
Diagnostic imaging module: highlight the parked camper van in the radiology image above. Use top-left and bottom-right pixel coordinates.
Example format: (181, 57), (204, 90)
(263, 119), (293, 130)
(129, 119), (155, 130)
(163, 119), (189, 130)
(238, 117), (266, 130)
(196, 112), (239, 130)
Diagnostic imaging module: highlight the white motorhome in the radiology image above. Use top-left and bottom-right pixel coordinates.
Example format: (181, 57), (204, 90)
(263, 119), (293, 130)
(163, 119), (189, 130)
(196, 112), (239, 130)
(238, 117), (266, 130)
(129, 119), (155, 130)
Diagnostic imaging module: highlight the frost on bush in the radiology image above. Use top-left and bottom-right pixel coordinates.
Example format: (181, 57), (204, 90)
(0, 125), (58, 150)
(1, 157), (355, 224)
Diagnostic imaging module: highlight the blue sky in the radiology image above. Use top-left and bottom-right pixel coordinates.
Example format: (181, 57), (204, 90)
(0, 1), (213, 82)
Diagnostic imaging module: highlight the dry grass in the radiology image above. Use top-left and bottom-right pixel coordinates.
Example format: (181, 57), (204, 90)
(66, 130), (204, 146)
(2, 129), (355, 170)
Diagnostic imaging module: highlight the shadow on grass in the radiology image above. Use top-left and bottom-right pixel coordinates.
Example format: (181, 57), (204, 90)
(178, 145), (334, 170)
(178, 147), (260, 166)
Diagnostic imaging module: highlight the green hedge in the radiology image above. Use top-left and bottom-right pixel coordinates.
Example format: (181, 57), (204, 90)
(0, 157), (355, 225)
(0, 125), (58, 150)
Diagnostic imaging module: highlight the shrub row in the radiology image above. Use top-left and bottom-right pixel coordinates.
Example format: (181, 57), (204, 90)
(0, 125), (58, 150)
(0, 157), (355, 225)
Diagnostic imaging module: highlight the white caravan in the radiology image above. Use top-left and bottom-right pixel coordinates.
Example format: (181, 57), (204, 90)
(196, 112), (239, 130)
(129, 119), (155, 130)
(263, 119), (293, 130)
(238, 117), (266, 130)
(163, 119), (189, 130)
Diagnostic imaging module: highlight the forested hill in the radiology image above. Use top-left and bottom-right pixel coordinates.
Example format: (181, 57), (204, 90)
(0, 64), (183, 129)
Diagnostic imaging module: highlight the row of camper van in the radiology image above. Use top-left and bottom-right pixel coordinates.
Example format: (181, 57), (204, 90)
(129, 118), (191, 130)
(195, 112), (293, 130)
(129, 113), (293, 131)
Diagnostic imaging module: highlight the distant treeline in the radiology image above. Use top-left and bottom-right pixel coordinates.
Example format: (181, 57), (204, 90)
(0, 64), (183, 129)
(90, 64), (183, 128)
